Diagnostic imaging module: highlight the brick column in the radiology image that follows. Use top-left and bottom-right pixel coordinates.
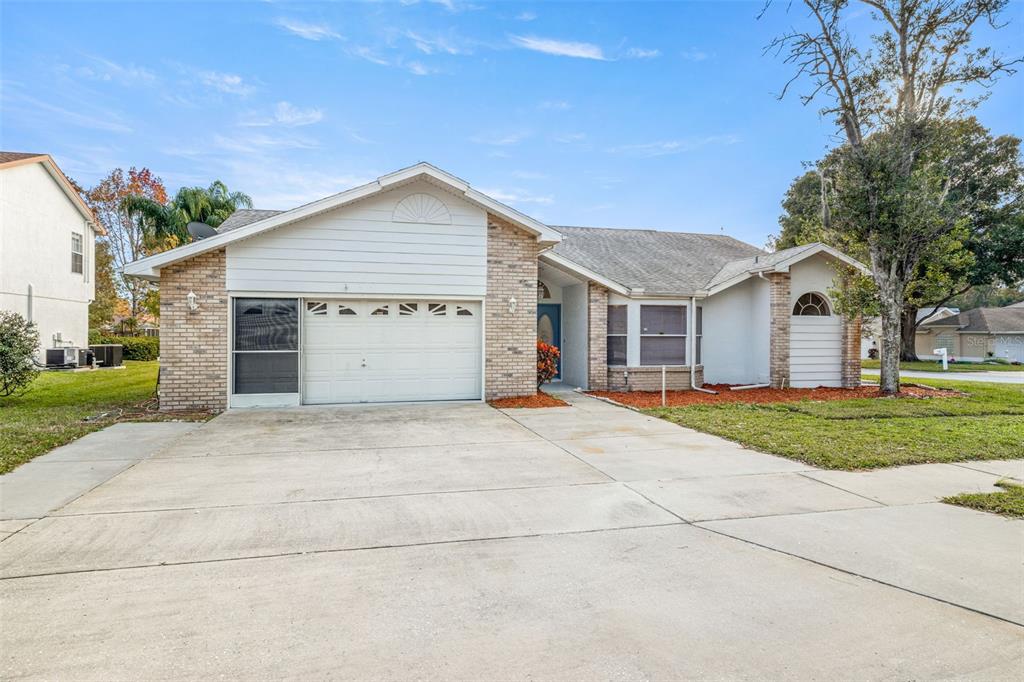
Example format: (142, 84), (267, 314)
(484, 214), (538, 400)
(841, 314), (862, 388)
(767, 272), (791, 389)
(587, 282), (608, 390)
(159, 249), (228, 411)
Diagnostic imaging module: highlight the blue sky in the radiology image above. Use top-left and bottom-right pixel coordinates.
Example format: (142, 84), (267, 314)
(3, 1), (1022, 248)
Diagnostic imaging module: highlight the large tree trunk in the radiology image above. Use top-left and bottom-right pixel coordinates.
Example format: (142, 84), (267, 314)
(875, 275), (903, 395)
(900, 306), (919, 361)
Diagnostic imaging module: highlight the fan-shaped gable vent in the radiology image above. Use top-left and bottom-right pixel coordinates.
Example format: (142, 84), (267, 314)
(392, 193), (452, 225)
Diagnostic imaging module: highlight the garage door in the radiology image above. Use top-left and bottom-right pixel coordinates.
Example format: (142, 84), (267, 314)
(302, 299), (482, 404)
(994, 335), (1024, 362)
(790, 315), (843, 388)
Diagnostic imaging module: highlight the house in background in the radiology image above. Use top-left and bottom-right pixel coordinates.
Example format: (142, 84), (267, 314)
(0, 152), (101, 354)
(860, 306), (960, 359)
(916, 305), (1024, 362)
(125, 163), (865, 411)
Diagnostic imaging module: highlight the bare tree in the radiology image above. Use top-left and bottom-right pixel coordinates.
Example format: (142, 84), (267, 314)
(765, 0), (1019, 393)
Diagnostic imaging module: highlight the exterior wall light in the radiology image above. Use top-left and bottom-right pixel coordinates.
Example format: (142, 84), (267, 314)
(508, 296), (517, 314)
(186, 290), (199, 312)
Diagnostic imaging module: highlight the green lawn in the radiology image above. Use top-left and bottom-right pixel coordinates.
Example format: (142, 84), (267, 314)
(944, 480), (1024, 518)
(0, 362), (210, 475)
(646, 378), (1024, 470)
(862, 359), (1024, 372)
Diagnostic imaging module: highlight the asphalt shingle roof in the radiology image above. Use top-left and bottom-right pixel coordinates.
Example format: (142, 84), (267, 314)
(921, 307), (1024, 333)
(214, 209), (819, 296)
(0, 151), (45, 166)
(550, 226), (765, 295)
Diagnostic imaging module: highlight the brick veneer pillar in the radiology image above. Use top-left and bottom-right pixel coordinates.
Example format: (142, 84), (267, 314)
(767, 272), (791, 389)
(587, 283), (608, 390)
(485, 214), (538, 400)
(158, 249), (228, 411)
(841, 313), (863, 388)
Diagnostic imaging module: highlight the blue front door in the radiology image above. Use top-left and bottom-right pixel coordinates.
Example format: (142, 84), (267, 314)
(537, 303), (561, 378)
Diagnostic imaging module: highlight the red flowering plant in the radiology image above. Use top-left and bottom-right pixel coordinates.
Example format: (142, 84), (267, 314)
(537, 341), (560, 388)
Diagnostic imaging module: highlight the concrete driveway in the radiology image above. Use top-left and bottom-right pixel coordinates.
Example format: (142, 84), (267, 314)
(2, 392), (1022, 680)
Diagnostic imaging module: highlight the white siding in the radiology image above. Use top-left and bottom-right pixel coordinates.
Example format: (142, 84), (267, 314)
(788, 255), (844, 387)
(994, 335), (1024, 362)
(226, 180), (487, 296)
(0, 161), (95, 352)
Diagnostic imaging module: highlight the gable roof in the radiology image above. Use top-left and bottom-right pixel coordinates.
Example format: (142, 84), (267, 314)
(124, 162), (561, 279)
(0, 151), (103, 233)
(920, 307), (1024, 334)
(549, 226), (764, 296)
(217, 209), (283, 232)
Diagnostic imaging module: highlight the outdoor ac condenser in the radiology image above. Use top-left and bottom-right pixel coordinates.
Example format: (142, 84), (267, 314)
(45, 347), (79, 367)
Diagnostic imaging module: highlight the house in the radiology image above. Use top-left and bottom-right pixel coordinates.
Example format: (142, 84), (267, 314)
(860, 306), (959, 359)
(917, 306), (1024, 362)
(0, 152), (102, 354)
(124, 163), (865, 410)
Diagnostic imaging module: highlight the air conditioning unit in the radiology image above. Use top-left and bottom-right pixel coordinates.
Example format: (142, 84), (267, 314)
(90, 344), (123, 368)
(46, 347), (79, 367)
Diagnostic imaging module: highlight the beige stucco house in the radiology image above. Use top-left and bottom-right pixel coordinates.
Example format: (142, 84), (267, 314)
(124, 163), (865, 411)
(917, 306), (1024, 362)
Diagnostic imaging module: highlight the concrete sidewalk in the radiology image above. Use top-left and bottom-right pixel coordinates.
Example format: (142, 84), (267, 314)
(862, 368), (1024, 383)
(1, 394), (1021, 679)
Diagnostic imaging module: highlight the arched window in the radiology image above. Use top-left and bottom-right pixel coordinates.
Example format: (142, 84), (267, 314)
(537, 280), (552, 301)
(793, 292), (831, 316)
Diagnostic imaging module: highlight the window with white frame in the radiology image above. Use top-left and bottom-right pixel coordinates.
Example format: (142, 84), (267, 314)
(71, 232), (84, 274)
(695, 306), (703, 365)
(607, 305), (627, 366)
(640, 305), (686, 365)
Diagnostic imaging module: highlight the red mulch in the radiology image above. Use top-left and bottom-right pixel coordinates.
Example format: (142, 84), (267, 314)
(588, 383), (959, 409)
(489, 392), (570, 408)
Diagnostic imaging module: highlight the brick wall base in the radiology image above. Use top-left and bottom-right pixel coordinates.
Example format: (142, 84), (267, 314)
(158, 249), (228, 411)
(484, 214), (538, 400)
(606, 366), (704, 392)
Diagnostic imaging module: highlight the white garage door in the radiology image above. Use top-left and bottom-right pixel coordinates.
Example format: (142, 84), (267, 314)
(790, 315), (843, 388)
(302, 299), (482, 404)
(994, 335), (1024, 362)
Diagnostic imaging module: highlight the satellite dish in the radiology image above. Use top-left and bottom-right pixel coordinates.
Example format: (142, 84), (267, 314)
(187, 222), (218, 240)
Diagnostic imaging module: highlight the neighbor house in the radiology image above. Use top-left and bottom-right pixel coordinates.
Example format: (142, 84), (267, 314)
(0, 152), (102, 354)
(861, 306), (959, 359)
(916, 305), (1024, 362)
(124, 163), (865, 410)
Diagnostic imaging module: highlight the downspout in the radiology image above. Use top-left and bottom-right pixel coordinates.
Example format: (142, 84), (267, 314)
(690, 296), (717, 394)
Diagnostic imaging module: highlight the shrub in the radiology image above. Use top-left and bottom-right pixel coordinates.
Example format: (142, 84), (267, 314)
(0, 311), (40, 397)
(90, 334), (160, 361)
(537, 341), (560, 388)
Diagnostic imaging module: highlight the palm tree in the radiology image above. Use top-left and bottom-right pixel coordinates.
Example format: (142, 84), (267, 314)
(121, 180), (253, 244)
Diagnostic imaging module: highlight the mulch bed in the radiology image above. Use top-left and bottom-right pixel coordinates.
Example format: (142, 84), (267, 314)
(588, 383), (960, 409)
(489, 392), (570, 408)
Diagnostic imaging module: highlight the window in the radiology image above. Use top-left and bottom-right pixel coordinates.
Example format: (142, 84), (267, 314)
(537, 280), (551, 301)
(607, 305), (627, 366)
(399, 303), (418, 316)
(428, 303), (447, 316)
(793, 293), (831, 316)
(371, 305), (389, 316)
(232, 298), (298, 394)
(456, 306), (473, 317)
(71, 232), (83, 274)
(338, 305), (357, 316)
(695, 306), (703, 365)
(306, 301), (327, 316)
(640, 305), (686, 365)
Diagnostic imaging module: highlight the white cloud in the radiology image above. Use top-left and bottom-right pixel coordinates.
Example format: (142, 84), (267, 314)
(607, 134), (739, 157)
(199, 70), (254, 95)
(625, 47), (660, 59)
(213, 131), (319, 154)
(478, 187), (553, 205)
(509, 35), (606, 60)
(350, 46), (391, 66)
(538, 100), (571, 110)
(405, 30), (466, 55)
(4, 90), (133, 133)
(471, 131), (530, 146)
(72, 56), (156, 86)
(680, 47), (709, 62)
(275, 17), (341, 41)
(511, 170), (548, 180)
(516, 11), (537, 21)
(553, 132), (586, 144)
(242, 101), (324, 127)
(405, 61), (436, 76)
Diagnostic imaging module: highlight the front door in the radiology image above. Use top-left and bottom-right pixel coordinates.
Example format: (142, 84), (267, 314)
(537, 303), (561, 378)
